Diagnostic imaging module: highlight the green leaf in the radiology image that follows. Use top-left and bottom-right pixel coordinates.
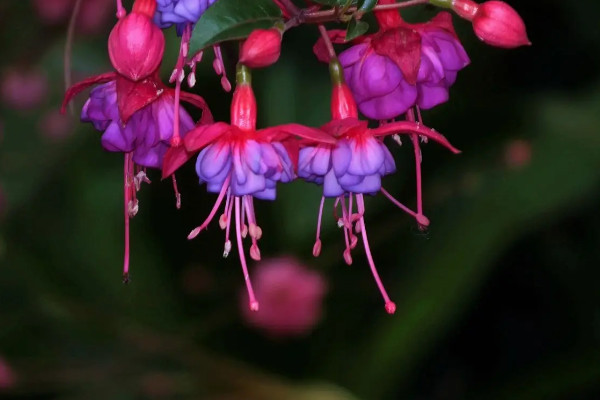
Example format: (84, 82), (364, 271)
(189, 0), (282, 53)
(358, 0), (378, 12)
(310, 0), (357, 6)
(345, 18), (369, 41)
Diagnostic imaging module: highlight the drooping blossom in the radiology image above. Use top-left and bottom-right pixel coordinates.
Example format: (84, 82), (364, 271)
(62, 0), (212, 282)
(298, 58), (460, 313)
(330, 3), (469, 120)
(163, 64), (335, 311)
(241, 257), (327, 337)
(1, 68), (48, 111)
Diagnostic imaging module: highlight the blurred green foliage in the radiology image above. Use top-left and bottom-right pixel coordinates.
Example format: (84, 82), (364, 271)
(1, 1), (600, 399)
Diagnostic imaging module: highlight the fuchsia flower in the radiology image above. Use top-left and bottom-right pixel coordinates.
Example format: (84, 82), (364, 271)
(62, 0), (212, 282)
(335, 3), (469, 120)
(241, 257), (327, 337)
(163, 64), (335, 311)
(298, 59), (460, 313)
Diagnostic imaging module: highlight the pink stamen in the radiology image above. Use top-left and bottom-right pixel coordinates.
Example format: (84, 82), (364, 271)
(188, 176), (231, 239)
(407, 109), (424, 216)
(380, 187), (429, 227)
(116, 0), (126, 18)
(339, 196), (353, 265)
(356, 194), (396, 314)
(213, 45), (232, 92)
(313, 196), (325, 257)
(223, 194), (234, 257)
(235, 197), (259, 311)
(244, 196), (261, 261)
(122, 153), (132, 283)
(187, 51), (203, 88)
(172, 174), (181, 209)
(170, 26), (192, 147)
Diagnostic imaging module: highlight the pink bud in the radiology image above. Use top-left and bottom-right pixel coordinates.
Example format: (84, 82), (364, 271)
(108, 11), (165, 81)
(241, 257), (327, 337)
(239, 28), (282, 69)
(468, 1), (531, 48)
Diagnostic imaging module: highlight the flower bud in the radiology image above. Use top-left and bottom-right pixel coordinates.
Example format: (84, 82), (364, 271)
(454, 0), (530, 48)
(239, 28), (282, 69)
(329, 58), (358, 120)
(108, 2), (165, 81)
(231, 64), (257, 130)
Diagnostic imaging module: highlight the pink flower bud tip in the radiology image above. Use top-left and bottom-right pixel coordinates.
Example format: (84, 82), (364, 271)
(239, 28), (282, 69)
(471, 1), (531, 48)
(385, 301), (397, 314)
(108, 8), (165, 81)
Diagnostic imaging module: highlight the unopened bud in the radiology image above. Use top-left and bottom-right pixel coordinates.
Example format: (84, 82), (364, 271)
(108, 10), (165, 81)
(239, 28), (282, 69)
(454, 0), (530, 48)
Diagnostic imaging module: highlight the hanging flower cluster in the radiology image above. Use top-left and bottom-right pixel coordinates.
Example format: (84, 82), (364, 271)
(63, 0), (529, 313)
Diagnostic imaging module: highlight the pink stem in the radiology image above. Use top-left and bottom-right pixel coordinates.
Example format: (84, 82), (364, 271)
(313, 196), (325, 257)
(188, 176), (231, 239)
(235, 197), (259, 311)
(356, 194), (396, 314)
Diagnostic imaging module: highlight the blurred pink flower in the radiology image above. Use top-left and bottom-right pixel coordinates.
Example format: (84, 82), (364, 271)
(1, 68), (48, 111)
(32, 0), (73, 24)
(38, 109), (74, 141)
(241, 257), (327, 337)
(0, 357), (16, 389)
(504, 139), (532, 169)
(33, 0), (113, 34)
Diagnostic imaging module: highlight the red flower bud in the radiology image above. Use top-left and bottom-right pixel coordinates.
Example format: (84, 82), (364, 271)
(329, 58), (358, 120)
(454, 0), (530, 48)
(239, 28), (282, 69)
(108, 2), (165, 81)
(231, 65), (257, 130)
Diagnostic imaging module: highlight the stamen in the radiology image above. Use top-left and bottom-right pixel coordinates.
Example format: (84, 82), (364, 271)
(244, 196), (261, 261)
(170, 25), (192, 147)
(116, 0), (126, 18)
(339, 196), (352, 265)
(224, 194), (234, 257)
(240, 196), (248, 238)
(235, 197), (259, 311)
(172, 174), (181, 209)
(313, 196), (325, 257)
(187, 51), (203, 88)
(134, 169), (151, 191)
(356, 194), (396, 314)
(407, 108), (424, 216)
(188, 176), (231, 239)
(122, 153), (133, 283)
(380, 187), (430, 227)
(213, 45), (232, 92)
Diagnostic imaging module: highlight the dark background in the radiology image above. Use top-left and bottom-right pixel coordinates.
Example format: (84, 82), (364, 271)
(1, 0), (599, 399)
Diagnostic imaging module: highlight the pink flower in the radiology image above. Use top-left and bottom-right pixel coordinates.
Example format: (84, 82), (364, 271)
(38, 109), (74, 142)
(241, 257), (327, 337)
(1, 68), (48, 110)
(0, 357), (16, 389)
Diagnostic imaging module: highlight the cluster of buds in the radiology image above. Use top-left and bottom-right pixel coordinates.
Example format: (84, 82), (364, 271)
(63, 0), (529, 314)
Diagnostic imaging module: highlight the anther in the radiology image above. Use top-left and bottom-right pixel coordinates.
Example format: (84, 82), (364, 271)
(128, 199), (139, 217)
(250, 244), (261, 261)
(312, 239), (322, 257)
(223, 240), (232, 258)
(343, 248), (353, 265)
(219, 214), (228, 230)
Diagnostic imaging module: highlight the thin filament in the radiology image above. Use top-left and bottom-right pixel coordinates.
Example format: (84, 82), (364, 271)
(188, 176), (231, 239)
(235, 197), (259, 311)
(122, 153), (132, 283)
(356, 194), (396, 314)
